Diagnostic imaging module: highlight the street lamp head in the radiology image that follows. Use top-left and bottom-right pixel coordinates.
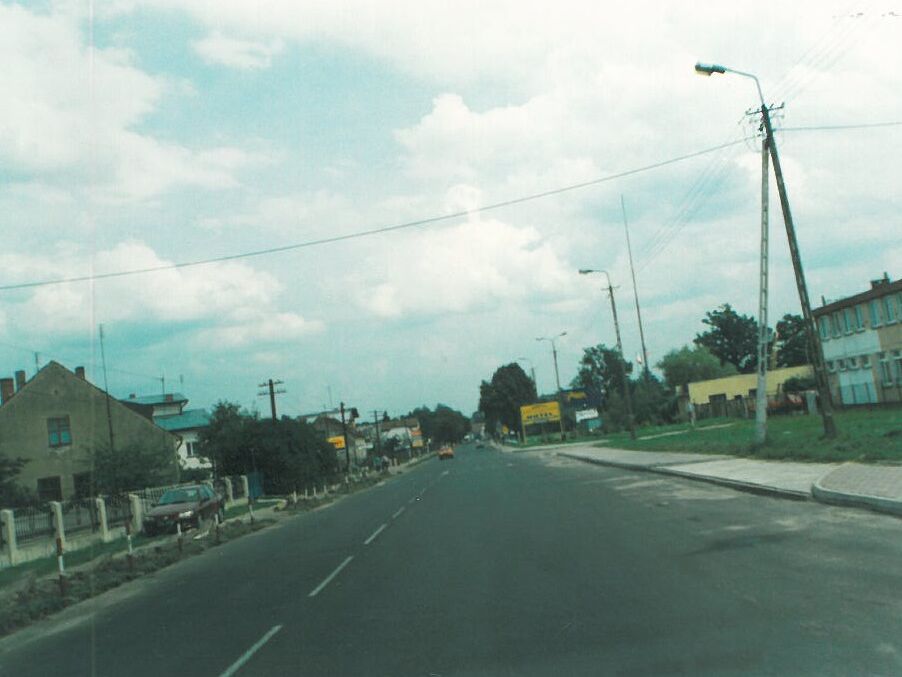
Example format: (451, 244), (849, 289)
(578, 268), (594, 275)
(559, 331), (567, 338)
(695, 62), (726, 76)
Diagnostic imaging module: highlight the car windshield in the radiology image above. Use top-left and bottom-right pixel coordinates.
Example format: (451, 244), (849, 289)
(158, 489), (199, 505)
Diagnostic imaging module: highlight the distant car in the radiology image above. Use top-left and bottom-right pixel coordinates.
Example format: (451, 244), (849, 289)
(143, 484), (225, 536)
(438, 446), (455, 460)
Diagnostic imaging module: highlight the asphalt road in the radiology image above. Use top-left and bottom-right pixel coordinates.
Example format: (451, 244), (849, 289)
(3, 444), (902, 676)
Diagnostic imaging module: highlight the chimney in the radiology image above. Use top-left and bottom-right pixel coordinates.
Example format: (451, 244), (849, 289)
(0, 378), (14, 404)
(75, 366), (86, 380)
(15, 370), (26, 391)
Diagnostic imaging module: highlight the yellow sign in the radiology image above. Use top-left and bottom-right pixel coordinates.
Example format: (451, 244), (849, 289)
(520, 401), (561, 425)
(327, 435), (345, 450)
(411, 430), (424, 448)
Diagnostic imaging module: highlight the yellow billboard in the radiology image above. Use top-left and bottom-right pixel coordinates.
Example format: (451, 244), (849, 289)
(520, 401), (561, 425)
(327, 435), (346, 450)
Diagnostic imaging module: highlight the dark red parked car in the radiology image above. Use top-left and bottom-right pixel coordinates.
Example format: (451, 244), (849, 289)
(143, 484), (225, 536)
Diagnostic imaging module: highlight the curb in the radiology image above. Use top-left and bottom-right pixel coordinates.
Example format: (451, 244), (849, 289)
(557, 452), (810, 501)
(811, 477), (902, 517)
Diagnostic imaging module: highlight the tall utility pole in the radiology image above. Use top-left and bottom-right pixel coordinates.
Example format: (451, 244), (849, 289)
(579, 270), (636, 439)
(373, 410), (382, 457)
(98, 324), (115, 452)
(694, 62), (837, 438)
(755, 123), (771, 445)
(257, 379), (286, 421)
(340, 402), (350, 473)
(621, 195), (650, 377)
(759, 104), (837, 437)
(536, 332), (567, 441)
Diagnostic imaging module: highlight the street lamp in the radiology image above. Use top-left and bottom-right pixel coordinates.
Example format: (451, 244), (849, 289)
(517, 356), (537, 389)
(695, 62), (770, 445)
(536, 332), (567, 441)
(695, 61), (837, 439)
(579, 269), (636, 439)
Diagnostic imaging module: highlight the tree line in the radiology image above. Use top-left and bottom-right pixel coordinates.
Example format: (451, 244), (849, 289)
(478, 304), (812, 435)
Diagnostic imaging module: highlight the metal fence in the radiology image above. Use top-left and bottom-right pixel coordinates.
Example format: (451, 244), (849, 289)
(61, 498), (99, 535)
(105, 493), (133, 527)
(14, 505), (55, 544)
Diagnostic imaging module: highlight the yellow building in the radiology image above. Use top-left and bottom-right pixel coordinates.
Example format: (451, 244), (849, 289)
(687, 365), (813, 407)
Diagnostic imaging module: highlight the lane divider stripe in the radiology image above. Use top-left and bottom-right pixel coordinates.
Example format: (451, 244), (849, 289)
(219, 624), (283, 677)
(308, 556), (354, 598)
(392, 506), (405, 519)
(364, 523), (388, 545)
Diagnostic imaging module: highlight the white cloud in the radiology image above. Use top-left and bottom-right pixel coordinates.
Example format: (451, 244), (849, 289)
(193, 31), (283, 70)
(352, 208), (574, 319)
(1, 242), (324, 346)
(0, 4), (260, 202)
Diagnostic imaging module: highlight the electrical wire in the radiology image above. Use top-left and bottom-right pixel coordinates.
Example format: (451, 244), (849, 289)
(0, 138), (748, 293)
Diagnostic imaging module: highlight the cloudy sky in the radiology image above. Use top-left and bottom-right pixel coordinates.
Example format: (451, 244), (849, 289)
(0, 0), (899, 417)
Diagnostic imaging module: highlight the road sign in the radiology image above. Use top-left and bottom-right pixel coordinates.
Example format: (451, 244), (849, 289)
(575, 408), (599, 422)
(520, 401), (561, 425)
(327, 435), (345, 450)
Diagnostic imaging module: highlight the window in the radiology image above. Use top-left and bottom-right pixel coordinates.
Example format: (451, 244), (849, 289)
(862, 354), (871, 368)
(186, 441), (196, 457)
(884, 296), (897, 324)
(826, 360), (835, 372)
(894, 351), (902, 383)
(47, 416), (72, 448)
(869, 300), (883, 327)
(73, 472), (93, 499)
(818, 316), (830, 340)
(879, 352), (892, 385)
(847, 357), (858, 370)
(838, 358), (846, 371)
(37, 476), (62, 502)
(854, 305), (865, 331)
(843, 308), (854, 333)
(832, 312), (842, 337)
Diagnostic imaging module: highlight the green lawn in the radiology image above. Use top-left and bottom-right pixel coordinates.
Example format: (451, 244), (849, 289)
(601, 408), (902, 462)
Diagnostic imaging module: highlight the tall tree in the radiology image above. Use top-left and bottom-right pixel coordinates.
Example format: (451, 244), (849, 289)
(571, 344), (631, 403)
(0, 453), (34, 507)
(478, 363), (537, 433)
(656, 345), (738, 389)
(694, 304), (760, 374)
(775, 313), (810, 367)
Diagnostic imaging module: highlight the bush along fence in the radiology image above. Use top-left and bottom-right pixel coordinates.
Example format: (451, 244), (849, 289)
(0, 475), (250, 569)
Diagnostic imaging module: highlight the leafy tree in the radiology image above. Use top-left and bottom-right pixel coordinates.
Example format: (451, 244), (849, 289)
(775, 313), (810, 367)
(571, 344), (631, 403)
(478, 363), (537, 434)
(694, 304), (761, 374)
(782, 376), (817, 393)
(0, 453), (35, 507)
(408, 404), (470, 447)
(199, 401), (337, 495)
(631, 374), (677, 426)
(657, 345), (738, 389)
(88, 441), (179, 495)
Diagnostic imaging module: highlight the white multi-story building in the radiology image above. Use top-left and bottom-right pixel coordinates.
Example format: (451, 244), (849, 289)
(813, 274), (902, 405)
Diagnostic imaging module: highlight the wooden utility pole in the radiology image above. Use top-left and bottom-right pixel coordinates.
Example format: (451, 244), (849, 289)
(257, 379), (286, 421)
(760, 106), (837, 438)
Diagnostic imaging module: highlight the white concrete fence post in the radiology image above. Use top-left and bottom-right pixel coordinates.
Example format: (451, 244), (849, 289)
(223, 477), (234, 504)
(95, 497), (112, 543)
(1, 509), (17, 566)
(128, 493), (144, 535)
(241, 475), (250, 501)
(49, 500), (66, 550)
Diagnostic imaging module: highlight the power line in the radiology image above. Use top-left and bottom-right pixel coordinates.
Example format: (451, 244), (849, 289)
(0, 139), (748, 293)
(779, 121), (902, 131)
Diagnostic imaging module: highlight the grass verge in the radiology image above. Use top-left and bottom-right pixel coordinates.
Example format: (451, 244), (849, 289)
(600, 408), (902, 462)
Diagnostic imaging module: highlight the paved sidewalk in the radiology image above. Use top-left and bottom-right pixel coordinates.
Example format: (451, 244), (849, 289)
(814, 463), (902, 516)
(556, 446), (902, 512)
